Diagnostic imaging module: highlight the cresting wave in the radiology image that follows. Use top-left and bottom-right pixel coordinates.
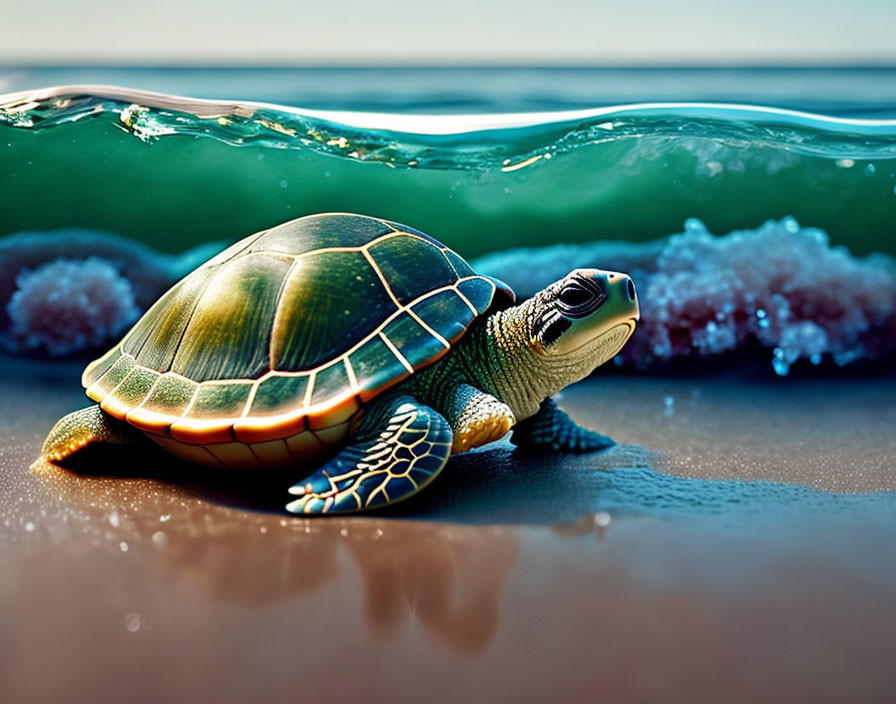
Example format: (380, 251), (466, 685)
(2, 85), (896, 257)
(4, 85), (896, 166)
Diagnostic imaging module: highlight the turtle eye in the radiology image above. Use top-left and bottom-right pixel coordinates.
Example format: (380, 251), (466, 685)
(558, 285), (592, 308)
(557, 278), (607, 317)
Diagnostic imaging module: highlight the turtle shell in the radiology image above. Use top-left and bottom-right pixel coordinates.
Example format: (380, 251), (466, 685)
(81, 214), (514, 459)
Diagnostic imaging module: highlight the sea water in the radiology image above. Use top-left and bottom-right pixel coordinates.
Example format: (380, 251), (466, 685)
(0, 68), (894, 371)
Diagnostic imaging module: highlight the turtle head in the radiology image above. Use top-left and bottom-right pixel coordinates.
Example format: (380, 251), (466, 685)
(530, 268), (639, 362)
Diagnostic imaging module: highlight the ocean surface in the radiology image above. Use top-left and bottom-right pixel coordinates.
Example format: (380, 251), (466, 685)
(0, 67), (894, 372)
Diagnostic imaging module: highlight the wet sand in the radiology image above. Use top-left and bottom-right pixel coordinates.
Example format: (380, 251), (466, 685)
(2, 354), (895, 703)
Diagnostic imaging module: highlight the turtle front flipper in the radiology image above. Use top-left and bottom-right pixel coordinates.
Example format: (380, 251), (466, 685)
(511, 398), (615, 453)
(444, 383), (515, 453)
(43, 405), (143, 462)
(286, 395), (452, 515)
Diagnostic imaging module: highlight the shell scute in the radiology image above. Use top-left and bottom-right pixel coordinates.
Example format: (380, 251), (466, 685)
(139, 374), (198, 418)
(367, 236), (458, 305)
(307, 362), (360, 429)
(248, 375), (309, 418)
(348, 334), (410, 401)
(87, 355), (136, 401)
(126, 374), (198, 434)
(443, 249), (475, 278)
(457, 277), (498, 313)
(249, 214), (394, 255)
(170, 253), (291, 382)
(383, 219), (445, 248)
(125, 266), (220, 370)
(380, 312), (450, 371)
(102, 367), (159, 419)
(190, 381), (254, 419)
(271, 250), (395, 371)
(410, 289), (476, 344)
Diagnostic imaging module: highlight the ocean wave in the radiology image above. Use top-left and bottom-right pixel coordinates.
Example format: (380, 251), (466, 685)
(2, 86), (896, 258)
(3, 85), (896, 166)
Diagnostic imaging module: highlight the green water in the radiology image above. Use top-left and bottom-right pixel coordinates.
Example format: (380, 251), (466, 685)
(2, 88), (895, 257)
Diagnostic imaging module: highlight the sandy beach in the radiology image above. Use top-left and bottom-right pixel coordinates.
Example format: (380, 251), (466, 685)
(2, 354), (895, 703)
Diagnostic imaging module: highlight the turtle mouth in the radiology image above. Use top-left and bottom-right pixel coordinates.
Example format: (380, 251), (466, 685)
(560, 318), (637, 358)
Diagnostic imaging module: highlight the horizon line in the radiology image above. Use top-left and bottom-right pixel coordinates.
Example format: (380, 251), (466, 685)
(3, 62), (896, 71)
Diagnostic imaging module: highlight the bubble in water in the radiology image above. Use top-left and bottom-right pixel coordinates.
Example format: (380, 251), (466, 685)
(772, 348), (791, 376)
(593, 512), (611, 528)
(864, 163), (876, 176)
(119, 541), (129, 552)
(684, 218), (706, 234)
(25, 521), (35, 532)
(663, 395), (675, 416)
(108, 511), (120, 528)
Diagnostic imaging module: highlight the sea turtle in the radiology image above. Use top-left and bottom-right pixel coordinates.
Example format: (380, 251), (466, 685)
(43, 213), (639, 514)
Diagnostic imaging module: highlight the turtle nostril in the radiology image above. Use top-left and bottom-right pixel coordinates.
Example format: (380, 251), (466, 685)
(626, 278), (636, 301)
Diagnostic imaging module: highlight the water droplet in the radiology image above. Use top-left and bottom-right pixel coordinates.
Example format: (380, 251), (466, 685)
(810, 353), (822, 365)
(108, 511), (120, 527)
(152, 531), (167, 546)
(782, 217), (799, 233)
(119, 541), (129, 552)
(593, 512), (611, 528)
(159, 514), (171, 522)
(124, 613), (141, 632)
(835, 158), (855, 168)
(25, 521), (34, 532)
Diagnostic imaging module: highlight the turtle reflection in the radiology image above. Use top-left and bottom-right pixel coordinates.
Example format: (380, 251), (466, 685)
(30, 459), (517, 654)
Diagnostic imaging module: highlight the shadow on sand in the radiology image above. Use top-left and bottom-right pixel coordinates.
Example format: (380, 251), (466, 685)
(45, 438), (895, 526)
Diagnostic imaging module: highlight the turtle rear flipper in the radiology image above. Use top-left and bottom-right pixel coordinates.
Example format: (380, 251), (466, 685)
(43, 405), (142, 462)
(286, 395), (452, 514)
(511, 398), (615, 453)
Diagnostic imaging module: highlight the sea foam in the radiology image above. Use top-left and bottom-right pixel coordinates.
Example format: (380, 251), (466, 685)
(0, 230), (222, 356)
(474, 218), (896, 375)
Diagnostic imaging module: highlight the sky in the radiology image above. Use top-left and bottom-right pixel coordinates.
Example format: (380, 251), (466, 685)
(1, 0), (894, 65)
